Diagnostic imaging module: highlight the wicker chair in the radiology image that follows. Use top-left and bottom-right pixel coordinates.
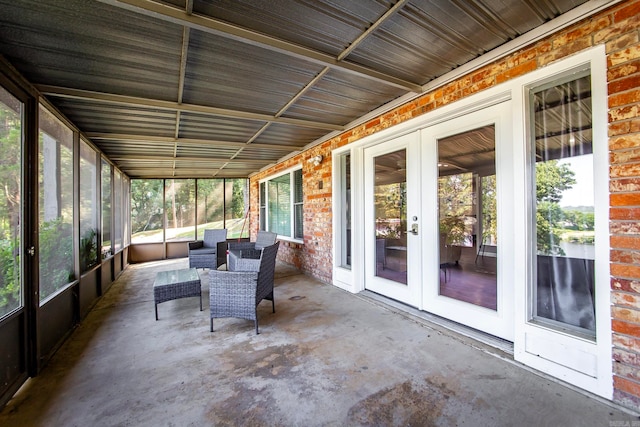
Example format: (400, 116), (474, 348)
(188, 229), (227, 270)
(209, 241), (280, 334)
(227, 231), (277, 271)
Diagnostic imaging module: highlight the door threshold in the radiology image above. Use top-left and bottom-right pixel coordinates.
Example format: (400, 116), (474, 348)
(358, 290), (514, 356)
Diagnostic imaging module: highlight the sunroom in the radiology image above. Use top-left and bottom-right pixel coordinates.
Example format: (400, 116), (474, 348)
(0, 0), (639, 415)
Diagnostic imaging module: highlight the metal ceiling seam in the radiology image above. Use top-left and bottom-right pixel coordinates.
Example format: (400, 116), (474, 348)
(37, 84), (344, 131)
(337, 0), (408, 62)
(84, 133), (300, 151)
(95, 0), (424, 93)
(109, 155), (268, 164)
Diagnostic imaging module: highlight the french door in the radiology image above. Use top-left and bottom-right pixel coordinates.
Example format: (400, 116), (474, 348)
(420, 102), (514, 340)
(363, 103), (514, 340)
(364, 131), (422, 307)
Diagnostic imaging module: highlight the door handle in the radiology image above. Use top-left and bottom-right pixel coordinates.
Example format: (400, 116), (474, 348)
(410, 223), (418, 235)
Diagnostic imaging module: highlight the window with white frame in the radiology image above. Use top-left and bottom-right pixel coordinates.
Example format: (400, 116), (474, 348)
(260, 168), (303, 240)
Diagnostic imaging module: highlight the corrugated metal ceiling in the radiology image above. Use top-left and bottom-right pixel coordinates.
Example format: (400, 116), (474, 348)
(0, 0), (593, 178)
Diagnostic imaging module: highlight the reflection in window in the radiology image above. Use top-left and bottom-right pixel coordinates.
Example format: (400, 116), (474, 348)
(131, 179), (164, 244)
(530, 72), (596, 336)
(268, 174), (291, 236)
(165, 179), (196, 242)
(339, 153), (351, 268)
(0, 87), (22, 318)
(261, 169), (303, 239)
(80, 140), (99, 273)
(39, 106), (75, 301)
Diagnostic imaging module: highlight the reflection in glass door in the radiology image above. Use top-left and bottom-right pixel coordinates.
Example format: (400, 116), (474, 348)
(375, 149), (407, 285)
(364, 131), (421, 307)
(421, 101), (513, 340)
(438, 126), (497, 310)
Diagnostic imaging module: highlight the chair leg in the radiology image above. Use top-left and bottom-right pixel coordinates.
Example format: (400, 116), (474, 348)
(271, 298), (275, 313)
(210, 318), (213, 332)
(155, 304), (158, 321)
(255, 309), (259, 334)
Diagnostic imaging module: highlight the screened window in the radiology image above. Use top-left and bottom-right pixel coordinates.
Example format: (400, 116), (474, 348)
(79, 140), (98, 273)
(114, 170), (123, 252)
(123, 176), (130, 247)
(39, 106), (75, 302)
(261, 168), (303, 240)
(0, 86), (22, 318)
(101, 159), (111, 258)
(529, 71), (596, 337)
(130, 178), (249, 243)
(196, 179), (224, 240)
(130, 179), (164, 244)
(225, 178), (250, 239)
(165, 179), (196, 242)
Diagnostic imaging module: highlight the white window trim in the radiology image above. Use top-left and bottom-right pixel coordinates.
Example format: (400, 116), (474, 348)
(259, 165), (304, 244)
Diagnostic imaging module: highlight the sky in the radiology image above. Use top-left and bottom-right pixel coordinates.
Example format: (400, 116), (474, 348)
(557, 154), (594, 208)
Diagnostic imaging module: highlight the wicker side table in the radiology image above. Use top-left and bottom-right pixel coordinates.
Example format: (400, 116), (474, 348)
(153, 268), (202, 320)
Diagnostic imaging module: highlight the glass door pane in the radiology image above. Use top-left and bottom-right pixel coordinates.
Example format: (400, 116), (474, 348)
(438, 126), (497, 310)
(374, 149), (407, 285)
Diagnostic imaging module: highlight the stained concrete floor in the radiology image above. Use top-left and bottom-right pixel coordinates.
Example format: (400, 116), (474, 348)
(0, 258), (637, 426)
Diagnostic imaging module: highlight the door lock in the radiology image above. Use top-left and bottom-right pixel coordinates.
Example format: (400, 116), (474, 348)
(410, 223), (418, 235)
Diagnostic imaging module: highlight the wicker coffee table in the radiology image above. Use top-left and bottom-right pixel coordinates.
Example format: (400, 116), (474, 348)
(153, 268), (202, 320)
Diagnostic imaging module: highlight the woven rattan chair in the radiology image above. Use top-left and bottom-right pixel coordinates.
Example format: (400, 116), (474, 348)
(209, 241), (280, 334)
(188, 229), (227, 270)
(227, 230), (277, 271)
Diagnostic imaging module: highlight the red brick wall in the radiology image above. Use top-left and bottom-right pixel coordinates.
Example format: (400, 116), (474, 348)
(250, 0), (640, 408)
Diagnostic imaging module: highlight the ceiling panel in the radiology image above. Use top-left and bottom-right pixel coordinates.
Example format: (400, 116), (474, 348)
(0, 0), (594, 178)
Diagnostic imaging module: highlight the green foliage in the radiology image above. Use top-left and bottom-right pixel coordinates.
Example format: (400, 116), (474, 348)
(481, 175), (497, 244)
(80, 228), (98, 273)
(439, 215), (466, 245)
(536, 160), (576, 203)
(0, 102), (22, 315)
(39, 217), (75, 300)
(535, 160), (578, 255)
(131, 179), (164, 234)
(0, 238), (20, 317)
(231, 179), (246, 219)
(374, 181), (406, 239)
(438, 173), (473, 245)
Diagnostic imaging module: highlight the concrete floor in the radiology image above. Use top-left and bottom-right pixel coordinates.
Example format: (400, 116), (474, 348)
(0, 258), (637, 426)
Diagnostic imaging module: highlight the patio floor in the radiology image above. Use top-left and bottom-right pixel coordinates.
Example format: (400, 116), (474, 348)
(0, 258), (636, 426)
